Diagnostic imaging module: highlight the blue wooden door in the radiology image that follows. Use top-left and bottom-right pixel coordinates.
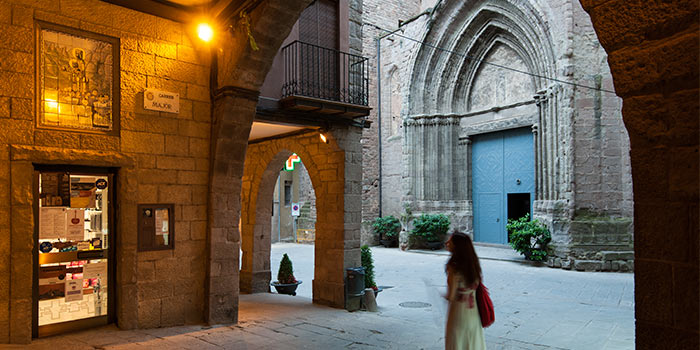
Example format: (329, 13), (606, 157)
(472, 127), (534, 244)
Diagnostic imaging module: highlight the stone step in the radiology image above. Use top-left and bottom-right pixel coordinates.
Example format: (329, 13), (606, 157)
(600, 251), (634, 261)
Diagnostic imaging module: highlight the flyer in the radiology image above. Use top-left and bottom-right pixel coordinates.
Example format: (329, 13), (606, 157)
(82, 262), (107, 280)
(39, 207), (67, 239)
(70, 177), (96, 208)
(154, 208), (169, 236)
(65, 279), (83, 302)
(65, 209), (85, 241)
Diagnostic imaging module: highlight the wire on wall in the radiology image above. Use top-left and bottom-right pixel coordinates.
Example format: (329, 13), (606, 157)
(366, 22), (618, 95)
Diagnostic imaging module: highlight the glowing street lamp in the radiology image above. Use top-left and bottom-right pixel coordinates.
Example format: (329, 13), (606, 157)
(197, 23), (213, 42)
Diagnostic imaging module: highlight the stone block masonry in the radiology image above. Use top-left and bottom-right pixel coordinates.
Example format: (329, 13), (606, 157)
(359, 0), (422, 244)
(0, 0), (211, 342)
(580, 0), (699, 348)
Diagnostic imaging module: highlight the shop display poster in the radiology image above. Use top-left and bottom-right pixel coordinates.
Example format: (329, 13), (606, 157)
(66, 209), (85, 241)
(39, 207), (67, 239)
(70, 178), (97, 208)
(155, 208), (169, 236)
(82, 262), (107, 279)
(65, 279), (83, 302)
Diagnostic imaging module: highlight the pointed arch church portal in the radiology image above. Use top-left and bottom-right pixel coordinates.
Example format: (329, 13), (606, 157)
(472, 127), (535, 245)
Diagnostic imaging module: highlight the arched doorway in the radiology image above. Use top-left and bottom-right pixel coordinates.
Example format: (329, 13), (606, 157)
(239, 130), (357, 307)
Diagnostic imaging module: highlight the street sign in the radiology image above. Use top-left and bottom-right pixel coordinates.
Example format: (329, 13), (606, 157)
(285, 153), (301, 171)
(144, 88), (180, 113)
(291, 203), (300, 216)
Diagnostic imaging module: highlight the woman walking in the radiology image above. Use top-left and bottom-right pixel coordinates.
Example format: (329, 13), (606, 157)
(445, 231), (486, 350)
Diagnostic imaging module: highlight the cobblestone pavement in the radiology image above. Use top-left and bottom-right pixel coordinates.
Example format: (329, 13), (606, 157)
(5, 243), (634, 350)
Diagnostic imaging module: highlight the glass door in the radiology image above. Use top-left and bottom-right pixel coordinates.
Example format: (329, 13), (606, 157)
(34, 168), (115, 338)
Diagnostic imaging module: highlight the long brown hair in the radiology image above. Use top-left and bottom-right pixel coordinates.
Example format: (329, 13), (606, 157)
(446, 231), (482, 285)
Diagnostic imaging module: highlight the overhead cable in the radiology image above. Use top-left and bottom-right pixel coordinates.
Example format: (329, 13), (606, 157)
(366, 23), (618, 95)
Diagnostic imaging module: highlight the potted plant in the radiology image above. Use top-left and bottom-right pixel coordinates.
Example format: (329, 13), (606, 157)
(409, 214), (450, 249)
(372, 216), (401, 248)
(270, 253), (302, 295)
(361, 245), (381, 297)
(506, 214), (551, 261)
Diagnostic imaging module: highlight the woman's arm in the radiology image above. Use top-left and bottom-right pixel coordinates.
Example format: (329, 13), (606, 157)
(445, 267), (457, 301)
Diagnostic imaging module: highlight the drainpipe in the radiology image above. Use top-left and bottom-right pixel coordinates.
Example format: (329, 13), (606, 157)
(374, 10), (431, 219)
(377, 37), (382, 218)
(277, 173), (282, 242)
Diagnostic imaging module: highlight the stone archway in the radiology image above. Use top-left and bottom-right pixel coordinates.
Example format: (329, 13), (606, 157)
(205, 0), (698, 347)
(579, 1), (699, 348)
(240, 130), (354, 308)
(204, 0), (313, 324)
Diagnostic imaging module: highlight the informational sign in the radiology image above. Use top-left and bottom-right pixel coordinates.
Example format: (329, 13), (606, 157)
(39, 241), (53, 253)
(144, 88), (180, 113)
(65, 279), (83, 302)
(70, 177), (96, 208)
(66, 209), (85, 241)
(154, 208), (169, 235)
(291, 203), (300, 216)
(95, 178), (108, 190)
(83, 262), (107, 280)
(39, 207), (67, 239)
(284, 153), (301, 171)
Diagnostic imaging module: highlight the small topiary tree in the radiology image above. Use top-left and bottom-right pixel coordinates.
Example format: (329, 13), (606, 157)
(372, 216), (401, 241)
(506, 214), (552, 262)
(277, 253), (297, 284)
(410, 214), (450, 243)
(361, 245), (377, 290)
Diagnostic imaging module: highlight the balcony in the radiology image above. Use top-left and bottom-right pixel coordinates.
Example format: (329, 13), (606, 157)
(280, 40), (370, 118)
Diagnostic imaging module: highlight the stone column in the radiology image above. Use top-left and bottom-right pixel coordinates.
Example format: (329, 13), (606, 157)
(206, 87), (258, 324)
(311, 125), (362, 308)
(240, 150), (290, 294)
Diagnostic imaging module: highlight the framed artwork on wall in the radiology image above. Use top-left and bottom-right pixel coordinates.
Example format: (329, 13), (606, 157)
(36, 21), (120, 135)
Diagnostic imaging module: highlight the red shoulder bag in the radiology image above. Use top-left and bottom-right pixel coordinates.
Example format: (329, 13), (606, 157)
(476, 282), (495, 327)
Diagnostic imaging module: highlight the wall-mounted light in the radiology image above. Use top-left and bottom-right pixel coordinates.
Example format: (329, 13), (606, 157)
(319, 132), (328, 143)
(197, 23), (214, 42)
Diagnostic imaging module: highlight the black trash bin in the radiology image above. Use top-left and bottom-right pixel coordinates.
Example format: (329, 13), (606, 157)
(345, 267), (365, 311)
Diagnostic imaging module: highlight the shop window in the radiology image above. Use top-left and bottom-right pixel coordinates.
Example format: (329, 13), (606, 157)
(36, 169), (115, 337)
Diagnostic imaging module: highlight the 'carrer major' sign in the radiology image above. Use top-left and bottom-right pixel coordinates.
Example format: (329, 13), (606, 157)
(144, 88), (180, 114)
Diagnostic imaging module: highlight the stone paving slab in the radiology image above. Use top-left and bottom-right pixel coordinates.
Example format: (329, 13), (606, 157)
(4, 243), (634, 350)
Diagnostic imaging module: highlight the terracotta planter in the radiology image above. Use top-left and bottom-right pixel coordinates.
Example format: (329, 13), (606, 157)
(271, 280), (302, 296)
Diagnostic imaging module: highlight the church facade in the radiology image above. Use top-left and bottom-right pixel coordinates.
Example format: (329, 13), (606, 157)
(362, 0), (634, 271)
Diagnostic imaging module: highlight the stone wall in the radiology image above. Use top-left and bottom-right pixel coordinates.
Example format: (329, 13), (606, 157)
(0, 0), (213, 342)
(359, 0), (422, 244)
(579, 0), (699, 347)
(297, 161), (317, 231)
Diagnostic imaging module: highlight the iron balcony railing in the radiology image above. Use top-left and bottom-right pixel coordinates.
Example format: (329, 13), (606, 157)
(282, 40), (369, 106)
